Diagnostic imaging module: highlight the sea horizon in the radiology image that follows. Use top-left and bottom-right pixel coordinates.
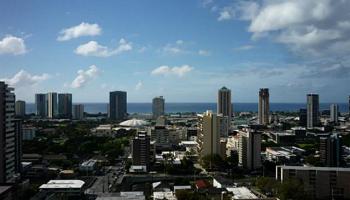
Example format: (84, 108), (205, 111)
(25, 102), (349, 114)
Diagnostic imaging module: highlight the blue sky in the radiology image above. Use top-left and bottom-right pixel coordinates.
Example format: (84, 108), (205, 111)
(1, 0), (350, 103)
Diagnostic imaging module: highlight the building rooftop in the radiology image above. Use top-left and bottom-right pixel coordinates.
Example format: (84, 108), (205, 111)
(39, 180), (85, 189)
(226, 187), (258, 199)
(119, 118), (148, 127)
(277, 165), (350, 172)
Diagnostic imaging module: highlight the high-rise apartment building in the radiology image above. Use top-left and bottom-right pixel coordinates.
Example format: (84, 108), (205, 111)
(73, 104), (84, 120)
(258, 88), (269, 125)
(307, 94), (320, 128)
(217, 86), (232, 123)
(0, 82), (21, 183)
(58, 93), (72, 119)
(15, 100), (26, 117)
(238, 128), (261, 170)
(152, 96), (165, 119)
(35, 93), (47, 118)
(197, 111), (221, 158)
(109, 91), (127, 120)
(330, 104), (339, 123)
(320, 134), (342, 167)
(47, 92), (58, 119)
(132, 131), (150, 170)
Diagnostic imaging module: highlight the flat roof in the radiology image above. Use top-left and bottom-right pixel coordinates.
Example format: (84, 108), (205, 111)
(277, 165), (350, 172)
(226, 187), (258, 199)
(179, 141), (198, 145)
(40, 180), (85, 189)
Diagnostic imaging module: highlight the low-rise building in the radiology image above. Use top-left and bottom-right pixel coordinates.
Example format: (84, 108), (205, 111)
(267, 132), (295, 145)
(79, 159), (97, 173)
(39, 180), (85, 197)
(265, 146), (305, 163)
(96, 192), (145, 200)
(276, 165), (350, 199)
(91, 124), (113, 137)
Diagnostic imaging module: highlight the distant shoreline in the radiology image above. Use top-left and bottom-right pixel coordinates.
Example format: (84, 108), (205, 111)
(24, 102), (349, 115)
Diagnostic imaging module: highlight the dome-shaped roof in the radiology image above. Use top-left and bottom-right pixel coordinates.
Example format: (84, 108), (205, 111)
(119, 118), (148, 127)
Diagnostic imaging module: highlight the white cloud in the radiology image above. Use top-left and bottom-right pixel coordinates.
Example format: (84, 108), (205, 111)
(57, 22), (101, 41)
(1, 70), (50, 87)
(218, 2), (259, 21)
(0, 35), (27, 55)
(135, 81), (143, 90)
(218, 8), (235, 21)
(70, 65), (100, 88)
(215, 0), (350, 58)
(75, 38), (132, 57)
(151, 65), (194, 77)
(198, 49), (211, 56)
(162, 40), (188, 55)
(233, 45), (255, 51)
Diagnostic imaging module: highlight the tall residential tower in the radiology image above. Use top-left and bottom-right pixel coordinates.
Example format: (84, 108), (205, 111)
(0, 82), (21, 183)
(58, 93), (72, 119)
(197, 111), (221, 159)
(15, 100), (26, 117)
(35, 93), (47, 118)
(47, 92), (58, 118)
(330, 104), (339, 124)
(217, 87), (232, 121)
(307, 94), (320, 128)
(258, 88), (269, 125)
(152, 96), (165, 119)
(109, 91), (127, 120)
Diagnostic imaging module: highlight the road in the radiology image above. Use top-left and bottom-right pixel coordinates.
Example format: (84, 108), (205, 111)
(85, 164), (125, 195)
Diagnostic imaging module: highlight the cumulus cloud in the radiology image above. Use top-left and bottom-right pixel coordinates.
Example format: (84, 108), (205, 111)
(0, 35), (27, 55)
(75, 38), (132, 57)
(1, 70), (50, 87)
(57, 22), (101, 41)
(216, 0), (350, 58)
(218, 1), (259, 21)
(135, 81), (143, 90)
(70, 65), (100, 88)
(151, 65), (194, 77)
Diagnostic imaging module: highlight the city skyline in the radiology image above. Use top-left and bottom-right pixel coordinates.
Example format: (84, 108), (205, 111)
(1, 0), (350, 103)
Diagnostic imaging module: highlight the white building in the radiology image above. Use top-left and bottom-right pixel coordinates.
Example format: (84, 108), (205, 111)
(39, 180), (85, 195)
(47, 92), (58, 118)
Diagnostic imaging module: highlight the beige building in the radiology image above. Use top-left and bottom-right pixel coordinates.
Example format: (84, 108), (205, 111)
(276, 165), (350, 199)
(197, 111), (221, 158)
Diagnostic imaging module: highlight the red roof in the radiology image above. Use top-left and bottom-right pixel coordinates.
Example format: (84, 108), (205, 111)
(195, 180), (210, 189)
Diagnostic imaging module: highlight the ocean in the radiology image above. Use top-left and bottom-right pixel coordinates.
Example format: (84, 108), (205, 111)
(25, 103), (349, 114)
